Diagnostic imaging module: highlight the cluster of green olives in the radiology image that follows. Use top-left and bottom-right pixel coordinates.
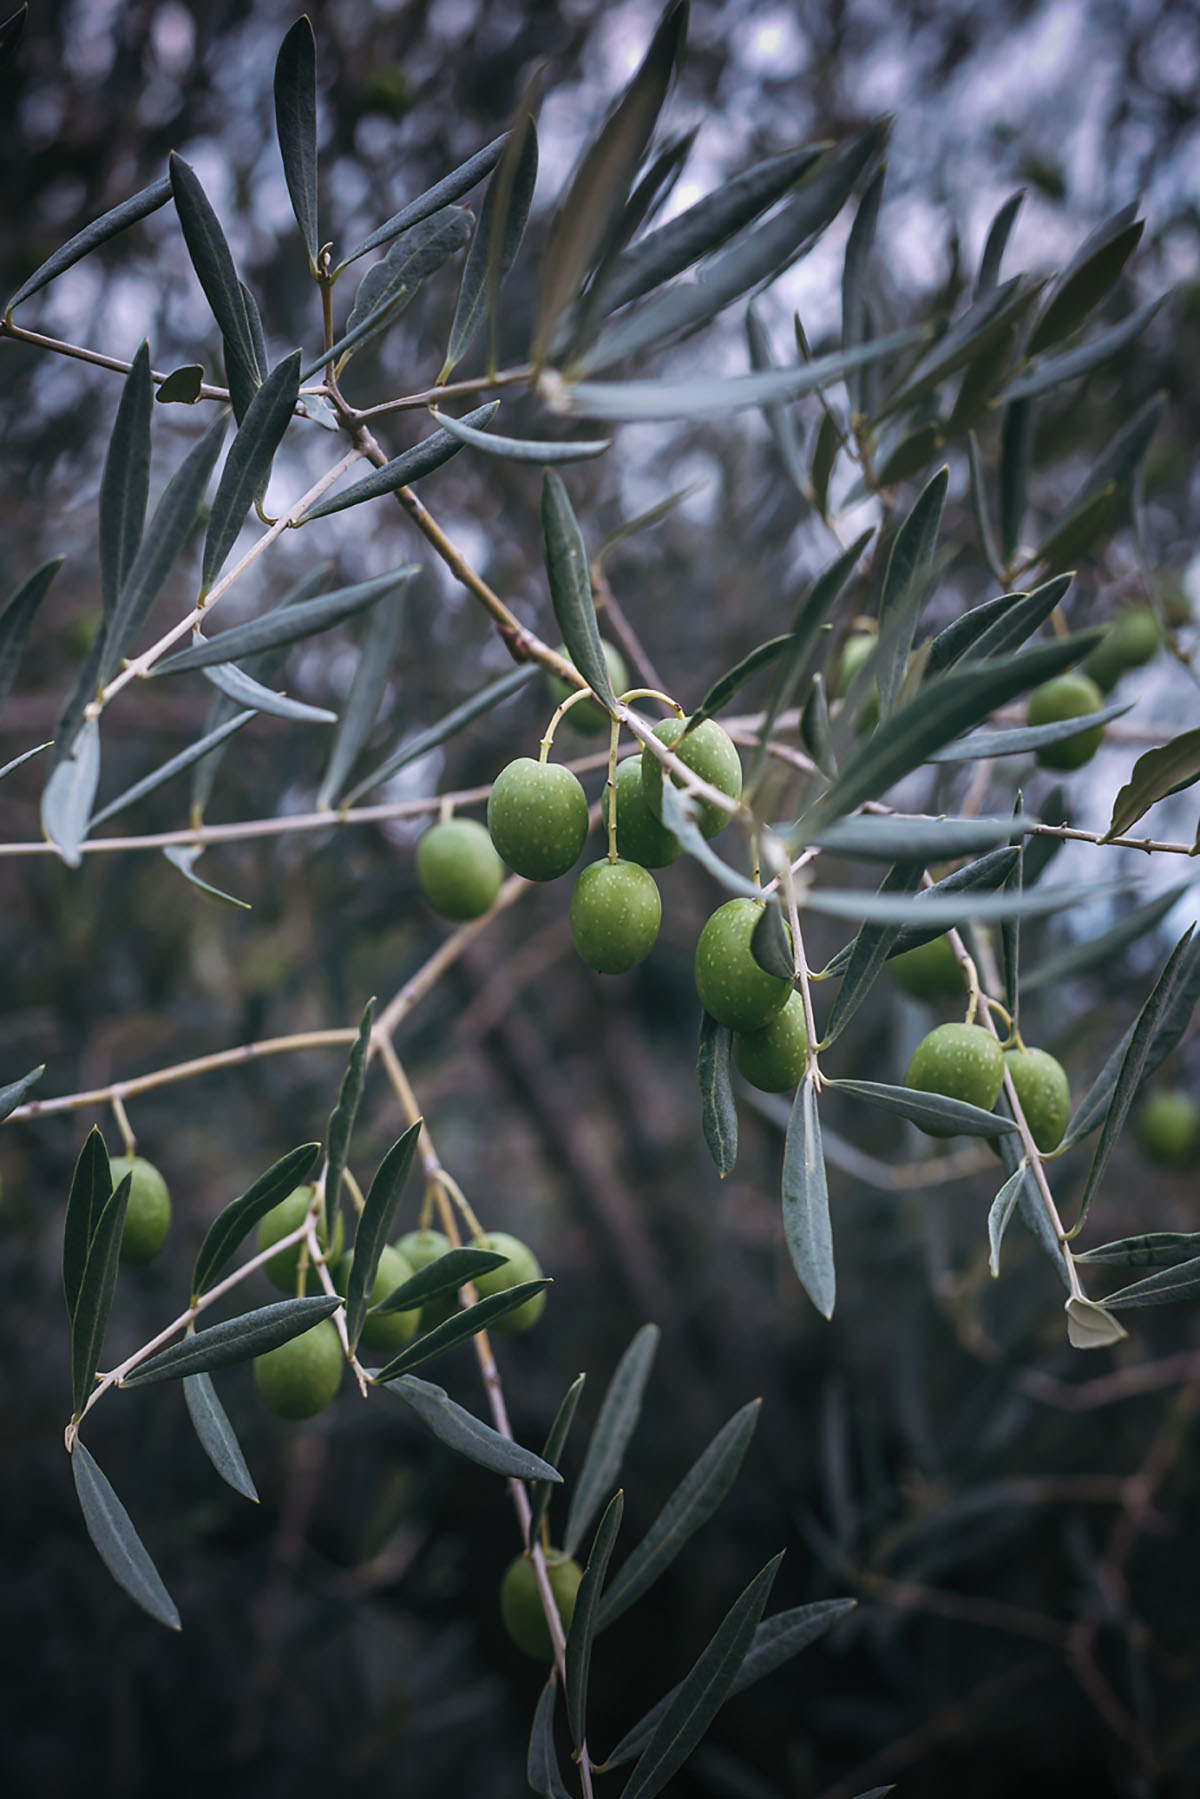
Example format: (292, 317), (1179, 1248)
(904, 1021), (1070, 1150)
(250, 1186), (546, 1419)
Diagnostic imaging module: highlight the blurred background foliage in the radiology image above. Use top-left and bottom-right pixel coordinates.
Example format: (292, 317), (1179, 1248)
(3, 0), (1200, 1794)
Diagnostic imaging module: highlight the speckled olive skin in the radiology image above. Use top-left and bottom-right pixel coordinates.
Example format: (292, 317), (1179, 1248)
(548, 639), (629, 733)
(500, 1550), (582, 1659)
(905, 1022), (1004, 1135)
(487, 758), (589, 881)
(108, 1156), (171, 1265)
(416, 817), (504, 919)
(333, 1241), (420, 1353)
(1004, 1046), (1070, 1153)
(1135, 1090), (1200, 1166)
(613, 755), (681, 868)
(732, 990), (809, 1091)
(1026, 671), (1107, 770)
(471, 1231), (545, 1333)
(694, 898), (793, 1032)
(641, 717), (742, 839)
(254, 1318), (343, 1420)
(570, 857), (661, 973)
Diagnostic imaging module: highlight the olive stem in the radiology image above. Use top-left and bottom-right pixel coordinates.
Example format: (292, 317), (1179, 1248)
(540, 686), (602, 761)
(303, 1210), (371, 1398)
(110, 1094), (136, 1158)
(0, 315), (231, 399)
(605, 718), (620, 863)
(774, 842), (821, 1082)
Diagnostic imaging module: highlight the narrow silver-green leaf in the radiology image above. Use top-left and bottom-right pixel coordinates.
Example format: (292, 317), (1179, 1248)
(1000, 296), (1165, 404)
(444, 116), (538, 375)
(821, 847), (1019, 976)
(966, 432), (1006, 585)
(803, 874), (1135, 929)
(7, 174), (171, 309)
(325, 996), (374, 1242)
(697, 1011), (738, 1178)
(745, 304), (807, 493)
(565, 329), (925, 422)
(155, 364), (204, 405)
(821, 861), (923, 1047)
(528, 1677), (573, 1799)
(41, 717), (101, 868)
(370, 1246), (506, 1315)
(782, 1075), (834, 1318)
(170, 152), (261, 395)
(875, 467), (947, 717)
(1026, 205), (1143, 356)
(528, 1373), (586, 1549)
(316, 590), (405, 809)
(200, 659), (337, 725)
(71, 1173), (130, 1417)
(310, 208), (473, 380)
(344, 1122), (422, 1352)
(566, 1489), (624, 1747)
(0, 742), (50, 782)
(300, 402), (497, 522)
(1077, 1232), (1200, 1269)
(337, 133), (508, 270)
(750, 902), (794, 979)
(964, 573), (1073, 663)
(100, 412), (229, 682)
(842, 166), (884, 415)
(124, 1295), (341, 1387)
(192, 1141), (321, 1296)
(565, 1323), (659, 1560)
(1094, 1257), (1200, 1309)
(999, 397), (1034, 564)
(184, 1372), (258, 1501)
(161, 845), (251, 909)
(371, 1280), (551, 1381)
(201, 350), (301, 589)
(620, 1554), (783, 1799)
(273, 16), (320, 270)
(807, 813), (1024, 862)
(800, 672), (835, 777)
(877, 277), (1039, 421)
(157, 568), (415, 673)
(926, 698), (1131, 764)
(0, 1061), (42, 1124)
(1106, 726), (1200, 842)
(0, 557), (61, 717)
(987, 1166), (1025, 1277)
(90, 711), (255, 829)
(597, 1400), (760, 1631)
(98, 343), (153, 623)
(976, 190), (1024, 295)
(829, 1076), (1017, 1138)
(533, 0), (687, 361)
(429, 406), (610, 464)
(1065, 1295), (1128, 1348)
(690, 635), (789, 729)
(71, 1440), (181, 1631)
(383, 1373), (562, 1481)
(657, 782), (760, 900)
(63, 1125), (112, 1324)
(343, 660), (536, 806)
(542, 469), (614, 710)
(1023, 882), (1191, 994)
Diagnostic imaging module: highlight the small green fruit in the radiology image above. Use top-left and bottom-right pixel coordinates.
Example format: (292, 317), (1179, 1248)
(548, 640), (629, 733)
(416, 817), (504, 919)
(1026, 671), (1107, 770)
(1004, 1046), (1069, 1152)
(835, 631), (876, 698)
(108, 1155), (171, 1265)
(888, 934), (965, 1002)
(395, 1226), (457, 1328)
(487, 758), (589, 882)
(500, 1549), (583, 1659)
(254, 1317), (343, 1420)
(694, 898), (793, 1033)
(1082, 607), (1162, 692)
(256, 1186), (344, 1293)
(472, 1231), (546, 1334)
(613, 755), (681, 868)
(334, 1241), (420, 1353)
(732, 991), (809, 1091)
(641, 717), (742, 840)
(570, 858), (661, 974)
(905, 1022), (1005, 1135)
(1135, 1089), (1200, 1167)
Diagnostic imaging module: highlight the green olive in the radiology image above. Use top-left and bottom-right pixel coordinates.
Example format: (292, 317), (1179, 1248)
(416, 817), (505, 919)
(1135, 1089), (1200, 1167)
(1082, 606), (1162, 692)
(1025, 671), (1107, 770)
(547, 640), (629, 733)
(569, 857), (661, 973)
(254, 1317), (343, 1420)
(904, 1022), (1005, 1135)
(612, 755), (681, 868)
(694, 898), (792, 1032)
(333, 1241), (420, 1352)
(108, 1155), (171, 1266)
(499, 1550), (582, 1659)
(732, 991), (809, 1091)
(471, 1231), (546, 1334)
(887, 935), (965, 1002)
(1003, 1046), (1070, 1152)
(256, 1186), (344, 1293)
(640, 717), (742, 840)
(487, 758), (589, 882)
(394, 1227), (457, 1328)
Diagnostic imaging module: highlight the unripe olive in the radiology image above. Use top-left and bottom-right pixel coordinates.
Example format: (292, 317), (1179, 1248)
(1026, 671), (1106, 770)
(694, 898), (793, 1033)
(472, 1231), (546, 1334)
(1135, 1089), (1200, 1167)
(888, 934), (964, 1002)
(416, 817), (504, 919)
(547, 639), (629, 733)
(333, 1241), (421, 1353)
(1082, 606), (1162, 692)
(569, 857), (661, 974)
(254, 1317), (343, 1420)
(1004, 1045), (1070, 1152)
(640, 717), (742, 840)
(613, 755), (681, 869)
(395, 1226), (457, 1328)
(487, 758), (589, 881)
(500, 1549), (583, 1659)
(256, 1185), (344, 1293)
(905, 1022), (1005, 1135)
(835, 631), (876, 698)
(732, 990), (809, 1091)
(108, 1155), (171, 1265)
